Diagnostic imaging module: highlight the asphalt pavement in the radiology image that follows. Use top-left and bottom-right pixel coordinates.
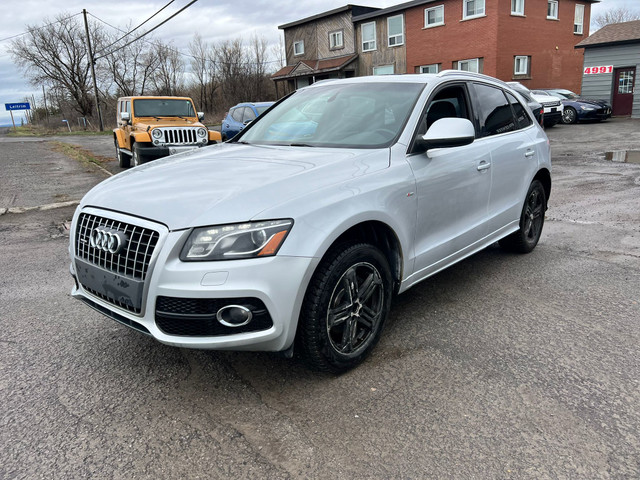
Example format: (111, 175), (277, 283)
(1, 119), (639, 478)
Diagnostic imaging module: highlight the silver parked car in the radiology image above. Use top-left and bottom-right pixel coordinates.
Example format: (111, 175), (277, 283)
(69, 71), (551, 372)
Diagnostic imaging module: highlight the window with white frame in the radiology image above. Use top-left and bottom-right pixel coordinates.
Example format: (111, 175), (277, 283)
(425, 5), (444, 27)
(419, 64), (440, 74)
(373, 64), (395, 75)
(329, 30), (344, 49)
(514, 56), (529, 75)
(294, 41), (304, 56)
(361, 22), (376, 51)
(463, 0), (485, 19)
(511, 0), (524, 15)
(388, 14), (404, 46)
(574, 4), (585, 34)
(456, 58), (480, 73)
(547, 0), (558, 19)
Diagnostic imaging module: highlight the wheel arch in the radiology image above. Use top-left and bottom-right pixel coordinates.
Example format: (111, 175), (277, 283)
(533, 168), (552, 205)
(318, 220), (404, 295)
(113, 128), (127, 148)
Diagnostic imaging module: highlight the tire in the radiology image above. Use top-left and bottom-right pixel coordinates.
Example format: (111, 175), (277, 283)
(298, 243), (393, 373)
(115, 139), (130, 168)
(132, 142), (143, 167)
(562, 107), (577, 124)
(499, 180), (546, 254)
(221, 134), (227, 142)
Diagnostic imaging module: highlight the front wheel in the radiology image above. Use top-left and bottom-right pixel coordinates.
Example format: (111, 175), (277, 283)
(499, 180), (546, 253)
(562, 107), (577, 124)
(298, 243), (393, 373)
(132, 142), (143, 167)
(115, 140), (130, 168)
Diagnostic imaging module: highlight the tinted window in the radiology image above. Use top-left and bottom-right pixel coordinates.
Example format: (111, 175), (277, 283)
(231, 107), (244, 122)
(506, 92), (532, 129)
(474, 84), (516, 137)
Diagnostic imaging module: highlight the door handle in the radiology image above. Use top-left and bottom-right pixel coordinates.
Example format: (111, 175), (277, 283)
(477, 161), (491, 171)
(525, 150), (536, 158)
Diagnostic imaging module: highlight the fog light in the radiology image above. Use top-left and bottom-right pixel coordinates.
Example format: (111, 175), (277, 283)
(216, 305), (252, 327)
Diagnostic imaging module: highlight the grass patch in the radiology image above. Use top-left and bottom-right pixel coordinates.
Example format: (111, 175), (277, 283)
(51, 141), (112, 170)
(7, 124), (112, 137)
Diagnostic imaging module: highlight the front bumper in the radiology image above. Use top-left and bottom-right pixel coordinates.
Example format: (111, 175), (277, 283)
(69, 209), (318, 352)
(579, 107), (612, 121)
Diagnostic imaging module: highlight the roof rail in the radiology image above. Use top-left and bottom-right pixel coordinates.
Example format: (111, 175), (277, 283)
(437, 69), (510, 87)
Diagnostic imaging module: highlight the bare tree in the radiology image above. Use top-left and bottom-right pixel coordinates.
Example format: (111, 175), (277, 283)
(189, 34), (218, 112)
(150, 42), (185, 96)
(270, 35), (286, 72)
(10, 14), (105, 118)
(593, 6), (640, 29)
(99, 28), (160, 97)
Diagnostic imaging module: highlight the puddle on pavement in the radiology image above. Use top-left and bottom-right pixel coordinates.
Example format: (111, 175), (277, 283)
(605, 151), (640, 164)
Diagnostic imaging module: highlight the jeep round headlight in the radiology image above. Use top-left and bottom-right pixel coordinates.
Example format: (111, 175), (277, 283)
(152, 129), (162, 139)
(197, 127), (207, 137)
(181, 219), (293, 261)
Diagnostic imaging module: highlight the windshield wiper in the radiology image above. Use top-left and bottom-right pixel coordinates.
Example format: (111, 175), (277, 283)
(288, 143), (315, 147)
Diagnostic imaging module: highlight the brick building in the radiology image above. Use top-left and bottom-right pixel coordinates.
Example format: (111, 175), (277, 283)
(273, 0), (598, 95)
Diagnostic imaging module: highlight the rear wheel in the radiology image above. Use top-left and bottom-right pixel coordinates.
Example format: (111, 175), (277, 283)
(115, 140), (130, 168)
(298, 243), (393, 373)
(562, 107), (577, 124)
(499, 180), (546, 253)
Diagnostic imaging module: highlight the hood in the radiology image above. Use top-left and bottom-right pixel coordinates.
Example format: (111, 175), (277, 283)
(81, 143), (389, 230)
(133, 118), (205, 130)
(574, 98), (610, 107)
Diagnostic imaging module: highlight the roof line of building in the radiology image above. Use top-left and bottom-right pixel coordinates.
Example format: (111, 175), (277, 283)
(278, 4), (380, 30)
(352, 0), (434, 22)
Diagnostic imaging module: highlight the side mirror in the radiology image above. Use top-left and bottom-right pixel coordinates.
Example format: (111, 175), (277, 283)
(416, 117), (475, 152)
(197, 112), (205, 121)
(120, 111), (131, 124)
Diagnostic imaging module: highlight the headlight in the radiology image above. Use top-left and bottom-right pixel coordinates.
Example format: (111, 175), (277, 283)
(180, 219), (293, 261)
(581, 105), (596, 111)
(197, 127), (207, 137)
(152, 129), (163, 139)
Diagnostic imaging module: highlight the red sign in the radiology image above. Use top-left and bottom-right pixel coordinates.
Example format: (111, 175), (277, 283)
(584, 65), (613, 75)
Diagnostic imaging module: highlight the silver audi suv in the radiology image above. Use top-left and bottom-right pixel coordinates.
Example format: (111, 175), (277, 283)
(69, 71), (551, 372)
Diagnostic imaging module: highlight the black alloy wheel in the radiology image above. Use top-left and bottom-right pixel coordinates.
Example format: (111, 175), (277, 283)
(499, 180), (546, 253)
(299, 243), (393, 373)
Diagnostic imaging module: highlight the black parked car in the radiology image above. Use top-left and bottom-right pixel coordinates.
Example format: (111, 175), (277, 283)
(536, 89), (612, 124)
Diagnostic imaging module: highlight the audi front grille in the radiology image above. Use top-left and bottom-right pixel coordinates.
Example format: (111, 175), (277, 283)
(74, 213), (160, 313)
(156, 127), (198, 145)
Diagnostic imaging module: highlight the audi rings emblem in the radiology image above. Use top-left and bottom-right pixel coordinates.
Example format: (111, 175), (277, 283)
(90, 227), (128, 255)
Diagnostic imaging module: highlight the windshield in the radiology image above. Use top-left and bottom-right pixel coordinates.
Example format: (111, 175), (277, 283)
(238, 82), (424, 148)
(553, 90), (578, 100)
(133, 99), (196, 117)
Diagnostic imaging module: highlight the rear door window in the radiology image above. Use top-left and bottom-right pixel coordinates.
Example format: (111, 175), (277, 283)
(506, 92), (532, 129)
(473, 84), (516, 137)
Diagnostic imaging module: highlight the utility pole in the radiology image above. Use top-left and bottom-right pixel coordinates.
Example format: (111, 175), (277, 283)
(42, 84), (49, 125)
(82, 9), (104, 131)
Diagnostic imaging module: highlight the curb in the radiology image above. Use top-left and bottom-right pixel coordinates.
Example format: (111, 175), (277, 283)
(0, 200), (80, 216)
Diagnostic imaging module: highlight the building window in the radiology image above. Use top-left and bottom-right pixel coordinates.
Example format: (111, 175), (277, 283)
(547, 0), (558, 19)
(463, 0), (485, 19)
(373, 64), (395, 75)
(514, 56), (530, 75)
(511, 0), (524, 15)
(362, 22), (376, 51)
(574, 4), (585, 34)
(329, 30), (344, 50)
(419, 64), (440, 74)
(294, 41), (304, 56)
(456, 58), (481, 73)
(388, 14), (404, 46)
(425, 5), (444, 27)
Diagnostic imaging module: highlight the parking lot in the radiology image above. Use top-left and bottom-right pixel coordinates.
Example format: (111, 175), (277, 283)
(1, 119), (639, 478)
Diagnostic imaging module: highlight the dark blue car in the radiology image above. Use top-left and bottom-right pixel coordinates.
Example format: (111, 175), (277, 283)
(221, 102), (274, 141)
(535, 89), (612, 124)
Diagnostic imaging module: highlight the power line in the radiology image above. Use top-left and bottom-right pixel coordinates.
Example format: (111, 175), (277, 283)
(88, 12), (283, 66)
(94, 0), (199, 60)
(0, 12), (82, 43)
(96, 0), (176, 55)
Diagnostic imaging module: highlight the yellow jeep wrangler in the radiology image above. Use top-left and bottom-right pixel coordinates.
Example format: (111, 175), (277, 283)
(113, 96), (222, 168)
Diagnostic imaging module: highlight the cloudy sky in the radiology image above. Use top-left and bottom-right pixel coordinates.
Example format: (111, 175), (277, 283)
(0, 0), (635, 126)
